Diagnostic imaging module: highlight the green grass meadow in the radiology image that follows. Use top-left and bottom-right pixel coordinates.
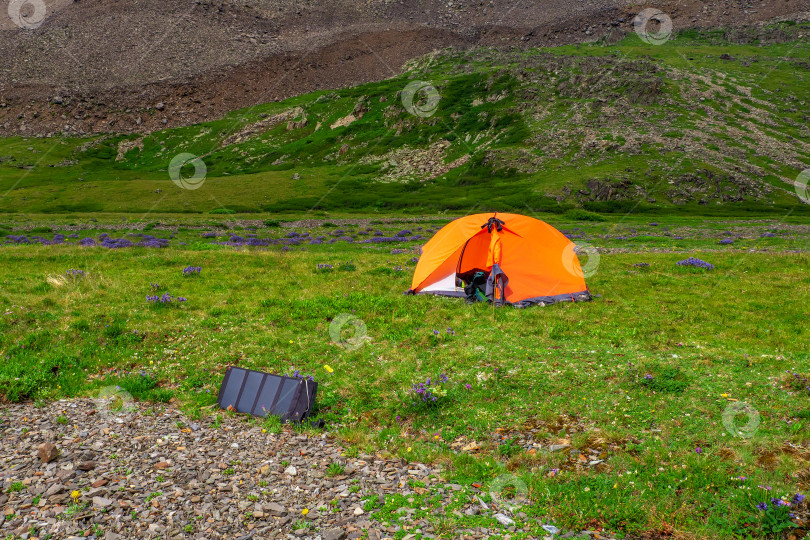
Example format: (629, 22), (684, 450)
(0, 215), (808, 538)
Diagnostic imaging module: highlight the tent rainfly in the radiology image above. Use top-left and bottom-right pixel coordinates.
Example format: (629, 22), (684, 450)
(407, 213), (592, 307)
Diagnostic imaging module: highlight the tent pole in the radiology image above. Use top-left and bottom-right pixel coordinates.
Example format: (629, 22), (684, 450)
(492, 274), (497, 319)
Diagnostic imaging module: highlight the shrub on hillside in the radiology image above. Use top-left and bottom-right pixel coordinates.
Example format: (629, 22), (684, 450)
(565, 209), (607, 222)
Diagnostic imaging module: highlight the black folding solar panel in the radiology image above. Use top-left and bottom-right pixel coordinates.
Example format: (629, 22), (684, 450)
(217, 366), (317, 423)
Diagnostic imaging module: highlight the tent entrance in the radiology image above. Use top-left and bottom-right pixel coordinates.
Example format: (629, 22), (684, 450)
(419, 270), (464, 296)
(452, 226), (511, 304)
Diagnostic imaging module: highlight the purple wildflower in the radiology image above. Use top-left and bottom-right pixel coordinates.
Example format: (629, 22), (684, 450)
(288, 369), (314, 382)
(137, 238), (169, 248)
(359, 234), (422, 244)
(676, 257), (714, 270)
(411, 373), (448, 403)
(101, 238), (134, 249)
(146, 293), (185, 305)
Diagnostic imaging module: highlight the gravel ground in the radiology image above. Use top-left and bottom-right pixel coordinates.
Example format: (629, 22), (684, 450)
(0, 399), (616, 540)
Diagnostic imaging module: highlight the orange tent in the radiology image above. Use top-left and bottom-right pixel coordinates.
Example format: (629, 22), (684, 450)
(408, 213), (591, 307)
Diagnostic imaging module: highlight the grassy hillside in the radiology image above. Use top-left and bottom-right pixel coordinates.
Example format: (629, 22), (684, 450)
(1, 23), (809, 216)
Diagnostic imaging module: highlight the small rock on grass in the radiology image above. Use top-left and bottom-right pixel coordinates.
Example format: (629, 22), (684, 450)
(494, 513), (515, 526)
(38, 442), (59, 463)
(266, 502), (286, 516)
(323, 528), (347, 540)
(92, 496), (113, 508)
